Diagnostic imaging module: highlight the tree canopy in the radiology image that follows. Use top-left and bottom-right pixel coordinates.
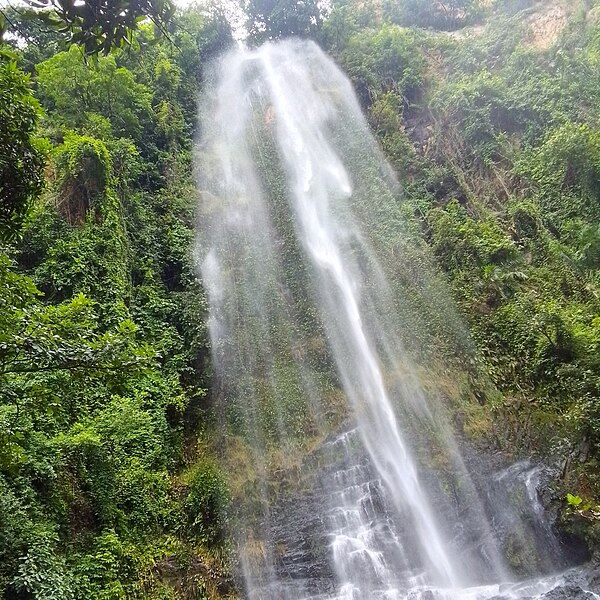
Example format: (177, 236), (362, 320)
(1, 0), (175, 55)
(0, 54), (45, 241)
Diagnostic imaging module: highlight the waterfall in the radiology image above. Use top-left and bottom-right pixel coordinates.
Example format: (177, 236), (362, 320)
(195, 39), (581, 599)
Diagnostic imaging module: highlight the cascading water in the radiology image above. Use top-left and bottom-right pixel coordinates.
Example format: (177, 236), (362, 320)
(195, 40), (595, 599)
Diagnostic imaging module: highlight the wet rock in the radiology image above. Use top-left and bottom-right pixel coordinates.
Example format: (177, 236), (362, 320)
(541, 584), (596, 599)
(269, 492), (334, 588)
(259, 426), (598, 597)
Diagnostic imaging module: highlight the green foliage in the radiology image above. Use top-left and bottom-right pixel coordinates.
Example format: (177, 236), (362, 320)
(0, 55), (45, 240)
(183, 461), (230, 546)
(54, 134), (113, 216)
(517, 122), (600, 221)
(36, 46), (153, 141)
(384, 0), (483, 30)
(0, 254), (174, 593)
(12, 0), (174, 56)
(567, 493), (584, 507)
(341, 25), (426, 103)
(428, 200), (518, 274)
(21, 159), (130, 318)
(416, 7), (600, 459)
(431, 70), (517, 164)
(11, 526), (75, 600)
(368, 91), (419, 177)
(246, 0), (323, 43)
(318, 0), (377, 50)
(0, 8), (232, 597)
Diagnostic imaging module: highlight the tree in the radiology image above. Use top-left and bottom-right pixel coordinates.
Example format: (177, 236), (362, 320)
(36, 46), (153, 141)
(245, 0), (323, 44)
(340, 25), (426, 105)
(0, 7), (64, 71)
(0, 53), (45, 241)
(384, 0), (482, 31)
(1, 0), (175, 55)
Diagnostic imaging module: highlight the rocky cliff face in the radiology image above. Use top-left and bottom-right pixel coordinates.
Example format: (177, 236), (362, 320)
(248, 425), (596, 598)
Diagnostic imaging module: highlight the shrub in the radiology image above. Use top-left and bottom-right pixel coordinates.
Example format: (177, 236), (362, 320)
(54, 135), (112, 224)
(341, 24), (426, 104)
(183, 462), (230, 547)
(428, 200), (518, 273)
(517, 123), (600, 221)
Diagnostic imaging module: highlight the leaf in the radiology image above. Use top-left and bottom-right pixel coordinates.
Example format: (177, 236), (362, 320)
(566, 493), (583, 507)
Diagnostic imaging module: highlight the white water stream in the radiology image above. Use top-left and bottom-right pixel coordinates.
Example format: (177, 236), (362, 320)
(196, 40), (595, 600)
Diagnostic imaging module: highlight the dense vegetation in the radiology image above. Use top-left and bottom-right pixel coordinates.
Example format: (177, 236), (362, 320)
(326, 0), (600, 524)
(0, 7), (235, 598)
(1, 0), (175, 55)
(1, 0), (599, 597)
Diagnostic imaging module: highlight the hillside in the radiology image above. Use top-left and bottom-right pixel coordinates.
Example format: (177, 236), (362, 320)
(324, 0), (600, 520)
(0, 0), (599, 597)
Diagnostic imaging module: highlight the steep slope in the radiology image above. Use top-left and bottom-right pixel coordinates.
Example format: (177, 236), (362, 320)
(322, 0), (600, 551)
